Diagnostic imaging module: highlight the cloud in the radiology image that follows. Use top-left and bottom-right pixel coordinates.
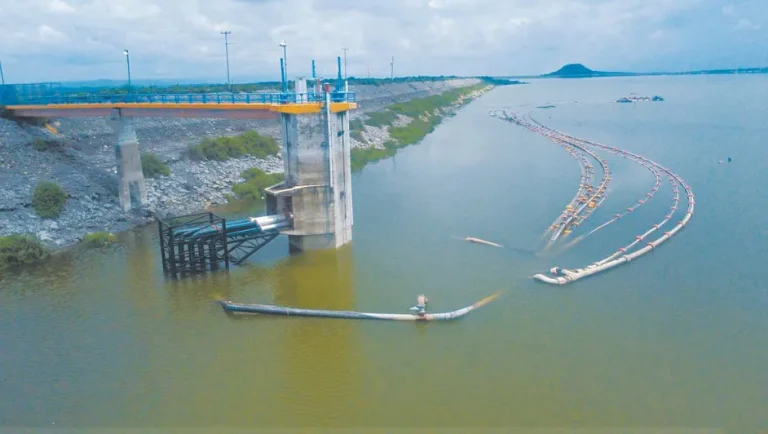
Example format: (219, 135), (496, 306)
(38, 25), (69, 43)
(735, 18), (761, 30)
(49, 0), (75, 13)
(649, 29), (665, 40)
(0, 0), (765, 83)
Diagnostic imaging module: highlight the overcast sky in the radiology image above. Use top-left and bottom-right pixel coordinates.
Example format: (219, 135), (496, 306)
(0, 0), (765, 83)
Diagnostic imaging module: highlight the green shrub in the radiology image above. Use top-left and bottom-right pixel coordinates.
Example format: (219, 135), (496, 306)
(32, 181), (67, 219)
(187, 131), (279, 161)
(0, 235), (48, 270)
(364, 111), (398, 127)
(187, 143), (206, 161)
(231, 168), (285, 201)
(82, 232), (119, 247)
(141, 153), (171, 178)
(349, 119), (365, 131)
(32, 138), (55, 152)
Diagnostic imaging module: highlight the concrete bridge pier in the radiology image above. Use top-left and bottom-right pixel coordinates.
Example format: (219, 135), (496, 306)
(268, 89), (353, 252)
(109, 109), (147, 212)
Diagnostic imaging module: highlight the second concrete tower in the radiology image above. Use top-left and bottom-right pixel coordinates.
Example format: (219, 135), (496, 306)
(266, 86), (354, 252)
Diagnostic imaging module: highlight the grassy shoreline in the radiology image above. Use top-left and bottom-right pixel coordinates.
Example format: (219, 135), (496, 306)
(350, 83), (493, 171)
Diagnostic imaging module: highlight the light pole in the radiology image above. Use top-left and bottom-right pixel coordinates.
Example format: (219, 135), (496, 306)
(279, 40), (287, 90)
(0, 59), (5, 85)
(342, 47), (348, 80)
(123, 49), (132, 94)
(221, 30), (232, 91)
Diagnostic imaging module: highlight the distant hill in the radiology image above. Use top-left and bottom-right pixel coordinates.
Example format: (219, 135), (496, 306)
(536, 63), (768, 79)
(541, 64), (636, 78)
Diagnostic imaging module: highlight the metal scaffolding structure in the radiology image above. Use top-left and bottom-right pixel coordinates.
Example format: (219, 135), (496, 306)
(158, 211), (281, 279)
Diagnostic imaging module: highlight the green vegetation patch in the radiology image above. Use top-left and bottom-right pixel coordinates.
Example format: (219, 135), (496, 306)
(32, 181), (67, 219)
(350, 140), (404, 172)
(0, 234), (48, 270)
(188, 131), (279, 162)
(349, 118), (367, 144)
(231, 168), (285, 201)
(82, 232), (119, 247)
(388, 84), (485, 117)
(388, 116), (442, 146)
(32, 138), (58, 152)
(363, 111), (398, 127)
(141, 153), (171, 178)
(350, 84), (487, 172)
(349, 119), (365, 132)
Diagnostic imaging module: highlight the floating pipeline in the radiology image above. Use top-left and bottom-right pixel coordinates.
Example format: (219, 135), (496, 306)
(559, 139), (663, 251)
(220, 291), (503, 321)
(490, 110), (598, 240)
(542, 141), (594, 240)
(536, 171), (693, 285)
(490, 110), (612, 245)
(491, 110), (596, 241)
(497, 110), (612, 243)
(524, 124), (695, 285)
(524, 113), (613, 229)
(545, 133), (611, 243)
(464, 237), (504, 248)
(488, 109), (694, 285)
(529, 119), (679, 262)
(592, 172), (678, 267)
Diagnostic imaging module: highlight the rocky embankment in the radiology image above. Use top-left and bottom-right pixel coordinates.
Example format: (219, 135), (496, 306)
(0, 78), (483, 249)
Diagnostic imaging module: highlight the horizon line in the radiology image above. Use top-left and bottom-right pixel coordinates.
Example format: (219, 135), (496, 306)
(3, 64), (767, 87)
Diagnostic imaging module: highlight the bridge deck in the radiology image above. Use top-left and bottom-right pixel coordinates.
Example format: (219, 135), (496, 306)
(0, 88), (357, 118)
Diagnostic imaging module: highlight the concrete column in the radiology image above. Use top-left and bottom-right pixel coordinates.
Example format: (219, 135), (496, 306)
(276, 94), (353, 252)
(109, 109), (147, 212)
(330, 105), (353, 245)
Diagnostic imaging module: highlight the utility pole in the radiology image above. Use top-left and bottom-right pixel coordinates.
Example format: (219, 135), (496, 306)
(0, 60), (5, 85)
(390, 56), (394, 81)
(221, 31), (232, 91)
(342, 47), (348, 79)
(279, 40), (288, 90)
(123, 49), (132, 93)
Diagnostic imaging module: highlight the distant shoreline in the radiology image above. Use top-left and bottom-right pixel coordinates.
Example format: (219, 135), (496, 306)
(506, 68), (768, 80)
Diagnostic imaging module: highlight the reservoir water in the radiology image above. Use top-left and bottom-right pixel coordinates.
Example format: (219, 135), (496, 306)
(2, 75), (768, 430)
